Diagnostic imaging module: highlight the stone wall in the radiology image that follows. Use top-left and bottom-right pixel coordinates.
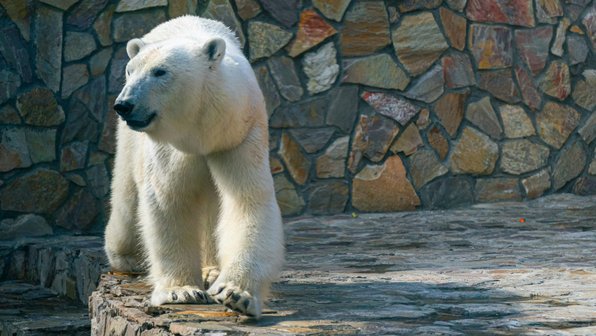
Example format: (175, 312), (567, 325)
(0, 0), (594, 235)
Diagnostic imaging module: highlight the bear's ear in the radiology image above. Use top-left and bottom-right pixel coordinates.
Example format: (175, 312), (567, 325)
(127, 38), (145, 58)
(203, 38), (226, 66)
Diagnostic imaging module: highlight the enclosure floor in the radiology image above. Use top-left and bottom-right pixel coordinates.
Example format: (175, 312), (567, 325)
(90, 194), (596, 335)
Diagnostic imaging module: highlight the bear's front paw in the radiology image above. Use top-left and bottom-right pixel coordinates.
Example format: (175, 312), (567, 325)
(207, 282), (261, 318)
(150, 286), (214, 306)
(202, 266), (220, 289)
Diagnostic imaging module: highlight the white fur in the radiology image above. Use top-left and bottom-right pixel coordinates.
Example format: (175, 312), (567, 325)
(104, 16), (284, 318)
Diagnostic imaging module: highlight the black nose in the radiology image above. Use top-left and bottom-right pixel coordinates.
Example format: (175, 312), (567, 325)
(114, 101), (134, 117)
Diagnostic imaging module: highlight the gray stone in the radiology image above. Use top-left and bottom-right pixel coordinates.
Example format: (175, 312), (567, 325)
(61, 99), (99, 144)
(55, 189), (98, 231)
(93, 5), (115, 47)
(573, 176), (596, 195)
(25, 128), (56, 164)
(259, 0), (298, 27)
(289, 128), (335, 154)
(0, 169), (69, 214)
(0, 105), (20, 124)
(420, 176), (474, 209)
(65, 173), (87, 186)
(540, 61), (570, 101)
(0, 214), (52, 240)
(316, 136), (349, 178)
(514, 26), (552, 74)
(90, 48), (113, 77)
(306, 181), (349, 215)
(67, 0), (109, 30)
(361, 91), (420, 126)
(342, 54), (410, 90)
(64, 32), (96, 62)
(348, 113), (399, 171)
(204, 0), (245, 47)
(61, 64), (89, 99)
(108, 47), (128, 93)
(408, 150), (448, 188)
(116, 0), (167, 12)
(37, 0), (81, 10)
(0, 0), (33, 41)
(551, 18), (570, 57)
(535, 0), (563, 23)
(302, 43), (339, 94)
(478, 69), (520, 104)
(475, 178), (522, 202)
(442, 52), (476, 89)
(270, 96), (328, 128)
(536, 102), (581, 149)
(234, 0), (261, 20)
(578, 113), (596, 144)
(583, 4), (596, 50)
(572, 69), (596, 111)
(405, 65), (444, 103)
(501, 140), (550, 175)
(427, 125), (449, 160)
(0, 128), (31, 172)
(552, 141), (586, 190)
(465, 97), (502, 140)
(326, 86), (359, 134)
(248, 21), (293, 61)
(253, 65), (280, 118)
(522, 169), (551, 199)
(567, 34), (588, 65)
(273, 174), (304, 216)
(267, 56), (303, 102)
(398, 0), (442, 12)
(86, 164), (110, 198)
(35, 5), (62, 92)
(312, 0), (350, 21)
(112, 10), (166, 43)
(499, 104), (535, 138)
(60, 141), (89, 172)
(0, 70), (21, 105)
(98, 97), (118, 154)
(71, 76), (107, 123)
(450, 127), (499, 175)
(16, 87), (65, 126)
(0, 19), (32, 82)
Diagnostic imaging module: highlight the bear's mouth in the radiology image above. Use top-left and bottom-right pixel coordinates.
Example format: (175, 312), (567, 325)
(126, 113), (156, 131)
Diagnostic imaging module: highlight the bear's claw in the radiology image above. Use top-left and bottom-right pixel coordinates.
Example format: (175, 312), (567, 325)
(207, 282), (261, 318)
(150, 286), (213, 306)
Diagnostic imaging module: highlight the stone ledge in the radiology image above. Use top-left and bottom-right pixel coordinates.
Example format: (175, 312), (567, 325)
(90, 194), (596, 335)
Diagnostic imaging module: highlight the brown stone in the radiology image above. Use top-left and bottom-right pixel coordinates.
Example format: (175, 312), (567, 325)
(289, 128), (335, 154)
(475, 178), (522, 202)
(16, 87), (65, 126)
(514, 26), (552, 75)
(536, 102), (580, 149)
(248, 21), (293, 62)
(312, 0), (351, 21)
(450, 127), (499, 175)
(0, 128), (31, 172)
(427, 126), (450, 160)
(499, 104), (535, 138)
(270, 156), (284, 175)
(573, 176), (596, 196)
(340, 1), (390, 56)
(540, 61), (570, 101)
(342, 54), (410, 90)
(169, 0), (199, 18)
(306, 181), (349, 215)
(352, 156), (420, 212)
(551, 18), (570, 57)
(361, 91), (419, 126)
(55, 189), (98, 231)
(0, 105), (20, 124)
(440, 7), (467, 50)
(286, 10), (336, 57)
(466, 0), (535, 27)
(478, 69), (520, 103)
(578, 113), (596, 144)
(433, 90), (470, 138)
(522, 169), (551, 199)
(392, 12), (449, 76)
(536, 0), (563, 23)
(25, 128), (56, 164)
(0, 169), (69, 214)
(408, 150), (448, 188)
(514, 65), (542, 111)
(442, 52), (476, 89)
(0, 0), (33, 40)
(259, 0), (299, 28)
(572, 70), (596, 111)
(98, 98), (118, 154)
(391, 124), (423, 156)
(469, 24), (512, 69)
(405, 65), (445, 103)
(279, 132), (310, 185)
(348, 113), (400, 172)
(553, 141), (586, 190)
(234, 0), (261, 20)
(112, 10), (167, 43)
(64, 32), (96, 62)
(416, 108), (431, 129)
(60, 141), (89, 172)
(500, 139), (550, 175)
(316, 136), (349, 178)
(465, 96), (503, 140)
(93, 5), (115, 47)
(90, 48), (113, 77)
(273, 174), (304, 216)
(398, 0), (442, 12)
(67, 0), (109, 30)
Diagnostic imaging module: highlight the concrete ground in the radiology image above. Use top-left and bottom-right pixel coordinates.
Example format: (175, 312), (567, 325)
(88, 194), (596, 335)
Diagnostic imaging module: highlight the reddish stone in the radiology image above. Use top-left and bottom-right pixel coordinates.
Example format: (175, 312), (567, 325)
(466, 0), (535, 27)
(475, 178), (522, 202)
(514, 65), (542, 111)
(479, 69), (520, 103)
(427, 126), (449, 160)
(442, 52), (476, 89)
(540, 61), (570, 101)
(361, 92), (419, 126)
(469, 24), (512, 69)
(433, 90), (470, 138)
(514, 26), (553, 74)
(440, 7), (467, 50)
(286, 10), (337, 57)
(340, 1), (390, 56)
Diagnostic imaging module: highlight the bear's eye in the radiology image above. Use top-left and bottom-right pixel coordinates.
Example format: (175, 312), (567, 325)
(153, 69), (166, 77)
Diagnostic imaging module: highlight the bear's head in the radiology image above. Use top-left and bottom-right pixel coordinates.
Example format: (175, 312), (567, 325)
(114, 37), (226, 138)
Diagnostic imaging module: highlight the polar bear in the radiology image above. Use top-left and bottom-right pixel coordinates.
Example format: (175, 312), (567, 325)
(103, 16), (284, 318)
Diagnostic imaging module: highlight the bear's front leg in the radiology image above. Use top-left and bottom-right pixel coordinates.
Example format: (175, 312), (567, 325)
(206, 127), (284, 318)
(137, 185), (212, 306)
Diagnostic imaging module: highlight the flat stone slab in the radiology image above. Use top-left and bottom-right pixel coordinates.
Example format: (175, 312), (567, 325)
(90, 194), (596, 335)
